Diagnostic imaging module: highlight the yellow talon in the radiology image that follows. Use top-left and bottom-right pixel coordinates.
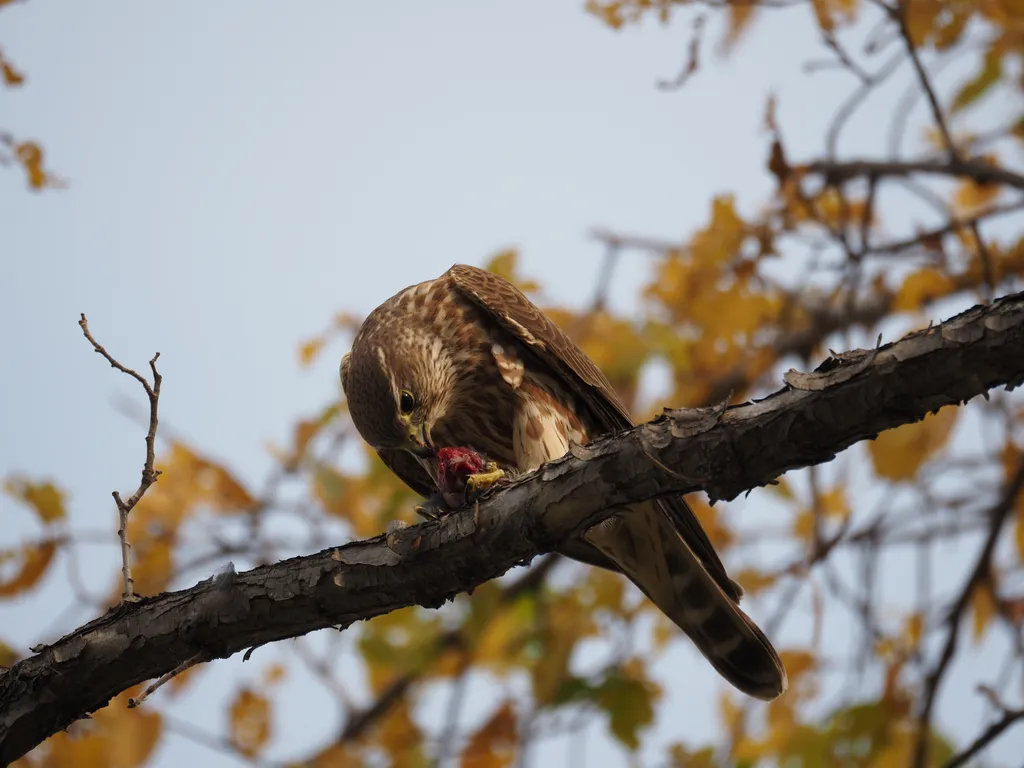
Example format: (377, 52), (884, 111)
(466, 462), (505, 492)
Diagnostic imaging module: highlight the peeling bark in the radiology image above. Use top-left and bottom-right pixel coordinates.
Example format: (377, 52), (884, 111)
(2, 291), (1023, 764)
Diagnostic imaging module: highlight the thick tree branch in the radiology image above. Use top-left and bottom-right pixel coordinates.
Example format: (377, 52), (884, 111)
(3, 292), (1024, 764)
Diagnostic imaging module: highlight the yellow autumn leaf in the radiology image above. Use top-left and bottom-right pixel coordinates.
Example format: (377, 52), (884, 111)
(731, 568), (778, 597)
(954, 177), (1001, 214)
(777, 649), (818, 697)
(596, 662), (658, 751)
(461, 701), (518, 768)
(312, 743), (361, 768)
(484, 249), (540, 295)
(375, 697), (426, 766)
(688, 496), (734, 551)
(905, 612), (924, 649)
(893, 268), (956, 311)
(792, 509), (815, 541)
(229, 688), (271, 757)
(263, 663), (287, 686)
(124, 521), (173, 597)
(15, 141), (50, 190)
(530, 592), (597, 704)
(0, 540), (57, 596)
(868, 407), (959, 481)
(723, 3), (757, 51)
(209, 465), (258, 512)
(4, 477), (67, 523)
(903, 0), (943, 47)
(46, 687), (162, 768)
(475, 596), (533, 674)
(809, 0), (858, 33)
(971, 583), (997, 643)
(819, 485), (850, 520)
(0, 53), (24, 86)
(767, 476), (795, 501)
(952, 43), (1003, 112)
(299, 336), (325, 366)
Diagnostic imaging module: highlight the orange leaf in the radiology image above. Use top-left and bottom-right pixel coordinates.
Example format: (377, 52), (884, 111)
(952, 43), (1003, 112)
(868, 407), (958, 481)
(484, 249), (539, 295)
(905, 612), (924, 650)
(311, 743), (361, 768)
(809, 0), (859, 34)
(731, 568), (778, 597)
(4, 477), (67, 523)
(724, 4), (757, 51)
(263, 663), (287, 686)
(229, 688), (271, 757)
(46, 687), (162, 768)
(971, 583), (997, 643)
(299, 336), (325, 367)
(461, 701), (518, 768)
(0, 53), (23, 86)
(0, 640), (20, 667)
(903, 0), (941, 47)
(954, 177), (1002, 214)
(0, 540), (57, 596)
(819, 485), (850, 521)
(15, 141), (50, 189)
(893, 268), (956, 311)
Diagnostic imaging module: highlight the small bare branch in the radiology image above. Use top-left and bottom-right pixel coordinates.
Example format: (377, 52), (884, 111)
(78, 314), (163, 602)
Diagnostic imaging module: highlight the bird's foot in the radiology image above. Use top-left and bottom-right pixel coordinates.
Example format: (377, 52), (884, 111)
(414, 494), (451, 521)
(465, 462), (506, 493)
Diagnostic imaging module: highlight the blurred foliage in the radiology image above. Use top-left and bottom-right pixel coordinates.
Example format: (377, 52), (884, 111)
(1, 2), (61, 190)
(5, 0), (1024, 766)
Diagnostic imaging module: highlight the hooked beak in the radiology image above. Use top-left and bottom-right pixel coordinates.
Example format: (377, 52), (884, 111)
(406, 423), (435, 458)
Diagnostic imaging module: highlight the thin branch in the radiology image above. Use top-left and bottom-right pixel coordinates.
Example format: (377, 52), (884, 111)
(804, 158), (1024, 192)
(78, 314), (163, 602)
(867, 201), (1024, 257)
(911, 460), (1024, 768)
(942, 698), (1024, 768)
(127, 651), (208, 708)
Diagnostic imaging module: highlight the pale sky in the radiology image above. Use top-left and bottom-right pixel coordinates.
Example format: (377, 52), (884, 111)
(2, 1), (1022, 766)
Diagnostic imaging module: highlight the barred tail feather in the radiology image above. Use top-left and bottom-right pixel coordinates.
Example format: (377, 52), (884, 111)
(583, 502), (787, 701)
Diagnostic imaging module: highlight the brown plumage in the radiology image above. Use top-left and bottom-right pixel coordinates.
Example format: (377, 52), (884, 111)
(341, 263), (787, 700)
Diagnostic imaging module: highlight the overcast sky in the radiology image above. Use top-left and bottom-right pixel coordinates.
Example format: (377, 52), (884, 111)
(2, 1), (1022, 766)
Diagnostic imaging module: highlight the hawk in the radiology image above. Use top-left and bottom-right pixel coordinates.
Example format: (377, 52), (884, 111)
(341, 263), (787, 700)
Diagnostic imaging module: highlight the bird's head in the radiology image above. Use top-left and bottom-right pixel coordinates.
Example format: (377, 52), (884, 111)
(340, 313), (456, 458)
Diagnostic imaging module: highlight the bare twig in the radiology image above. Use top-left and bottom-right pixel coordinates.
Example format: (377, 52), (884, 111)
(941, 691), (1024, 768)
(127, 651), (208, 708)
(891, 4), (997, 298)
(911, 460), (1024, 768)
(867, 201), (1024, 257)
(657, 13), (707, 91)
(804, 158), (1024, 192)
(78, 314), (162, 602)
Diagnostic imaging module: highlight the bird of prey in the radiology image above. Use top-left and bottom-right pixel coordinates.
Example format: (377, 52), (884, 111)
(341, 263), (787, 700)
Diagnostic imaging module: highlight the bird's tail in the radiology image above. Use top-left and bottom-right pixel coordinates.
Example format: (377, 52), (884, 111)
(584, 502), (787, 701)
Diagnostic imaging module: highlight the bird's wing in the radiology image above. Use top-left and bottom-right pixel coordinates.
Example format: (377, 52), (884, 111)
(447, 263), (742, 602)
(449, 264), (786, 699)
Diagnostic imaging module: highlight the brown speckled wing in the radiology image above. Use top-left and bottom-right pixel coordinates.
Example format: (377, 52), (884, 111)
(447, 263), (742, 603)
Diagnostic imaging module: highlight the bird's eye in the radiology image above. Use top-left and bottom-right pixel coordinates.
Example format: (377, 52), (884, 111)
(399, 390), (416, 415)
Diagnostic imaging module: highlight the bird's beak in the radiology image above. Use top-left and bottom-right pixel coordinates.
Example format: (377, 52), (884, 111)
(407, 423), (435, 458)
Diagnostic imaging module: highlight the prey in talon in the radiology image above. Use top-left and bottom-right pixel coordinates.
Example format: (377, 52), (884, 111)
(435, 445), (508, 508)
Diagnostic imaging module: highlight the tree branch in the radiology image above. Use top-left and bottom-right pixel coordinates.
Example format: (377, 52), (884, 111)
(3, 292), (1024, 763)
(804, 158), (1024, 192)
